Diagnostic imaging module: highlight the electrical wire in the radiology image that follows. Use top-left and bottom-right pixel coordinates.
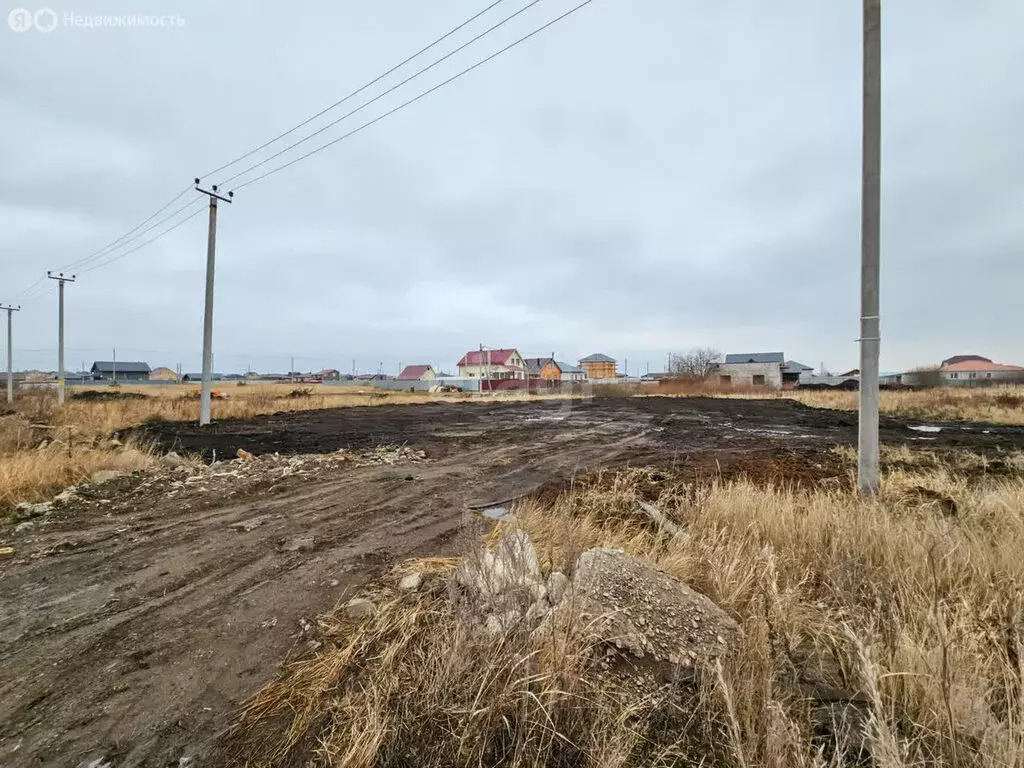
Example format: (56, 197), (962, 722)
(233, 0), (594, 192)
(218, 0), (546, 188)
(201, 0), (509, 181)
(55, 184), (194, 273)
(77, 206), (206, 275)
(60, 195), (202, 275)
(8, 275), (46, 302)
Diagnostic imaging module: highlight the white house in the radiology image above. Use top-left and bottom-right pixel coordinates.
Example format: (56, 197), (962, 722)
(456, 348), (526, 379)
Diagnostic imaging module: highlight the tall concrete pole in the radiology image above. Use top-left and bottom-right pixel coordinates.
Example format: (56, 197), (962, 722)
(194, 180), (233, 426)
(47, 272), (75, 405)
(2, 304), (20, 403)
(858, 0), (882, 494)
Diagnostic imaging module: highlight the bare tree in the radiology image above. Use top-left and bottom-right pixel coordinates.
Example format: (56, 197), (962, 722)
(668, 348), (722, 378)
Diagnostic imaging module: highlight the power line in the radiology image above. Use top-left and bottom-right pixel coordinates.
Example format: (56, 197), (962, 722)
(8, 275), (46, 302)
(218, 0), (546, 188)
(56, 184), (194, 273)
(201, 0), (510, 181)
(233, 0), (595, 192)
(62, 196), (202, 274)
(78, 205), (206, 275)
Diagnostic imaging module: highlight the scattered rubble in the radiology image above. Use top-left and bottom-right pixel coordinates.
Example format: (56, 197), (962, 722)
(229, 516), (269, 533)
(281, 535), (315, 552)
(345, 597), (376, 619)
(546, 571), (570, 604)
(399, 572), (423, 591)
(555, 547), (740, 681)
(637, 500), (688, 542)
(5, 445), (429, 528)
(14, 500), (53, 520)
(90, 469), (127, 485)
(455, 531), (739, 684)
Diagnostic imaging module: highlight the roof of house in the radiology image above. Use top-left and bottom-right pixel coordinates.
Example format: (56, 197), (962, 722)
(91, 361), (151, 373)
(783, 360), (814, 372)
(555, 361), (584, 374)
(457, 349), (520, 367)
(941, 354), (992, 367)
(940, 360), (1024, 373)
(723, 352), (785, 365)
(579, 353), (616, 364)
(398, 364), (434, 380)
(522, 357), (554, 374)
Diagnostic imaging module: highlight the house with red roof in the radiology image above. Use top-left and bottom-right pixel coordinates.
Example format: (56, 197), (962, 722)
(398, 364), (436, 381)
(457, 348), (526, 380)
(939, 358), (1024, 386)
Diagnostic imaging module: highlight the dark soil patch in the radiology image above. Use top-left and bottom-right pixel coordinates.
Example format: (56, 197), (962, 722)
(71, 390), (149, 402)
(138, 396), (1024, 463)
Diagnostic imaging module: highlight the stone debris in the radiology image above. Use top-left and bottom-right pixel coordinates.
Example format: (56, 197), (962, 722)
(398, 572), (423, 591)
(281, 535), (315, 552)
(454, 531), (739, 685)
(162, 451), (186, 467)
(547, 547), (740, 681)
(53, 487), (79, 505)
(229, 516), (269, 532)
(10, 445), (428, 521)
(14, 501), (53, 520)
(636, 500), (689, 543)
(546, 571), (570, 605)
(236, 448), (254, 460)
(457, 530), (542, 599)
(345, 597), (376, 619)
(90, 469), (127, 485)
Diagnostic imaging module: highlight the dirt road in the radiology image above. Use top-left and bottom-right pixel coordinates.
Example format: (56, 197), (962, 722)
(2, 396), (1022, 767)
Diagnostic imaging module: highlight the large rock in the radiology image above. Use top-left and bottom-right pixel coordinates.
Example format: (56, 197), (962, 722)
(544, 547), (740, 681)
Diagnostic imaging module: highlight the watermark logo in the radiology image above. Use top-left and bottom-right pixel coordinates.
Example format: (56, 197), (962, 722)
(7, 7), (34, 31)
(34, 7), (56, 31)
(7, 7), (185, 32)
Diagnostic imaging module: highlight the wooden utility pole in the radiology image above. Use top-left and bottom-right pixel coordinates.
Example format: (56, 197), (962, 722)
(858, 0), (882, 493)
(193, 179), (233, 426)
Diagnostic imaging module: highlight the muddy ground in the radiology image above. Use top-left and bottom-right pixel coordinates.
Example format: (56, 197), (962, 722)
(2, 396), (1023, 767)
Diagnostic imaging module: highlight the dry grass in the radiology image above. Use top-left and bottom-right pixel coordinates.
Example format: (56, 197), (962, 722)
(0, 384), (554, 509)
(783, 387), (1024, 426)
(643, 382), (1024, 426)
(222, 455), (1024, 768)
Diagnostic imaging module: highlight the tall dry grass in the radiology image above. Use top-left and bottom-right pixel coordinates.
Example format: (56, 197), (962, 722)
(222, 458), (1024, 767)
(784, 387), (1024, 425)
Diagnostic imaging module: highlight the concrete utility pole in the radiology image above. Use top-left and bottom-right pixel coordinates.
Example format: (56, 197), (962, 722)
(858, 0), (882, 494)
(194, 179), (233, 426)
(47, 272), (75, 404)
(112, 347), (117, 385)
(2, 304), (20, 403)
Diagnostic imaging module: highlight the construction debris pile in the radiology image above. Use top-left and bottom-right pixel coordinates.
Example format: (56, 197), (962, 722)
(6, 445), (427, 529)
(395, 529), (745, 685)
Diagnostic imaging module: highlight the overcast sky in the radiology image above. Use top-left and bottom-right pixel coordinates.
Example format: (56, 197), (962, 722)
(2, 0), (1021, 375)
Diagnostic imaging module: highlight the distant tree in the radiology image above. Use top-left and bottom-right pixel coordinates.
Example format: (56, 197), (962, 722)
(669, 348), (722, 378)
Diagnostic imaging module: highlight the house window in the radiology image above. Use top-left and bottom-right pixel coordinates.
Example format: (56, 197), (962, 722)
(719, 375), (731, 385)
(949, 373), (957, 379)
(987, 373), (992, 378)
(969, 372), (977, 379)
(753, 374), (766, 385)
